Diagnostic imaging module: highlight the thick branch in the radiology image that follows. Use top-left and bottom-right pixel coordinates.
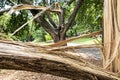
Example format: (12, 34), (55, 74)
(36, 15), (56, 37)
(47, 13), (57, 28)
(0, 40), (119, 80)
(64, 0), (84, 33)
(30, 10), (56, 37)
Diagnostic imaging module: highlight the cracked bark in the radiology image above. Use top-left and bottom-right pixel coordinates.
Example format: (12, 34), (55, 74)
(0, 40), (119, 80)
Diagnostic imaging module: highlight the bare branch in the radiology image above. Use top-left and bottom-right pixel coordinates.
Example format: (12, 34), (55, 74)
(7, 4), (62, 15)
(30, 9), (56, 37)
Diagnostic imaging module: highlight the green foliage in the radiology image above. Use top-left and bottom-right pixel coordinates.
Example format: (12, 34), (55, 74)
(0, 0), (104, 42)
(0, 13), (11, 32)
(45, 33), (52, 41)
(76, 0), (103, 33)
(65, 0), (103, 37)
(71, 37), (102, 44)
(28, 22), (46, 42)
(32, 27), (46, 42)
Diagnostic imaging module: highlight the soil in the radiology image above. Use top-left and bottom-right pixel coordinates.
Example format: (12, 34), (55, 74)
(0, 70), (70, 80)
(0, 48), (102, 80)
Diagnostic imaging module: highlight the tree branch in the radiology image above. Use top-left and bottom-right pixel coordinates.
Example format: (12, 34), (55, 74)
(64, 0), (84, 33)
(7, 4), (62, 15)
(47, 13), (57, 28)
(30, 10), (56, 37)
(0, 40), (119, 80)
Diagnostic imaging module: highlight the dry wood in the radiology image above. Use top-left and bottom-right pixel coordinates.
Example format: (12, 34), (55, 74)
(103, 0), (120, 72)
(49, 31), (102, 47)
(0, 40), (119, 80)
(49, 44), (103, 51)
(7, 4), (62, 15)
(104, 37), (120, 69)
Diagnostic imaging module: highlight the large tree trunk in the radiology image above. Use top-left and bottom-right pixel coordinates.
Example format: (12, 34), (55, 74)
(103, 0), (120, 72)
(52, 29), (66, 43)
(0, 40), (119, 80)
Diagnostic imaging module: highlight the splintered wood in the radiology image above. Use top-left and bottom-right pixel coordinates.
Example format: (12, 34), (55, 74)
(0, 40), (119, 80)
(103, 0), (120, 72)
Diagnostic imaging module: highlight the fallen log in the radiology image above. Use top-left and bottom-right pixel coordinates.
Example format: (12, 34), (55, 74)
(48, 44), (103, 51)
(0, 40), (119, 80)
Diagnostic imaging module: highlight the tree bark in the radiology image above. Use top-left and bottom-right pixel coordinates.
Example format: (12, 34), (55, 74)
(103, 0), (120, 72)
(0, 40), (119, 80)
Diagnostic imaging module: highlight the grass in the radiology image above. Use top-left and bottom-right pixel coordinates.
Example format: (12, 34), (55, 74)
(71, 37), (102, 44)
(37, 37), (102, 45)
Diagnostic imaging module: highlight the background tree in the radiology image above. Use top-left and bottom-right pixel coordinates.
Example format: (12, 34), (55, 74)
(0, 0), (103, 43)
(0, 0), (84, 42)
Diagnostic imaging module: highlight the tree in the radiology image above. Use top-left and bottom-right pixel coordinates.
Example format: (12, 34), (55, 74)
(103, 0), (120, 72)
(26, 0), (84, 43)
(0, 0), (103, 43)
(0, 0), (120, 79)
(0, 0), (84, 43)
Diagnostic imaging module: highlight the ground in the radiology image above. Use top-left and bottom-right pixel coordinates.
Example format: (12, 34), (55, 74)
(0, 42), (102, 80)
(0, 70), (70, 80)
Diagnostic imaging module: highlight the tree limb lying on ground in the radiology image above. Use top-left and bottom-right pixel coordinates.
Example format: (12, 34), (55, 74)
(49, 31), (102, 47)
(0, 40), (119, 80)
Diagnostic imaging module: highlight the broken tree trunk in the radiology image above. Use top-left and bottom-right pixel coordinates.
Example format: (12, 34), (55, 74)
(0, 40), (119, 80)
(103, 0), (120, 72)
